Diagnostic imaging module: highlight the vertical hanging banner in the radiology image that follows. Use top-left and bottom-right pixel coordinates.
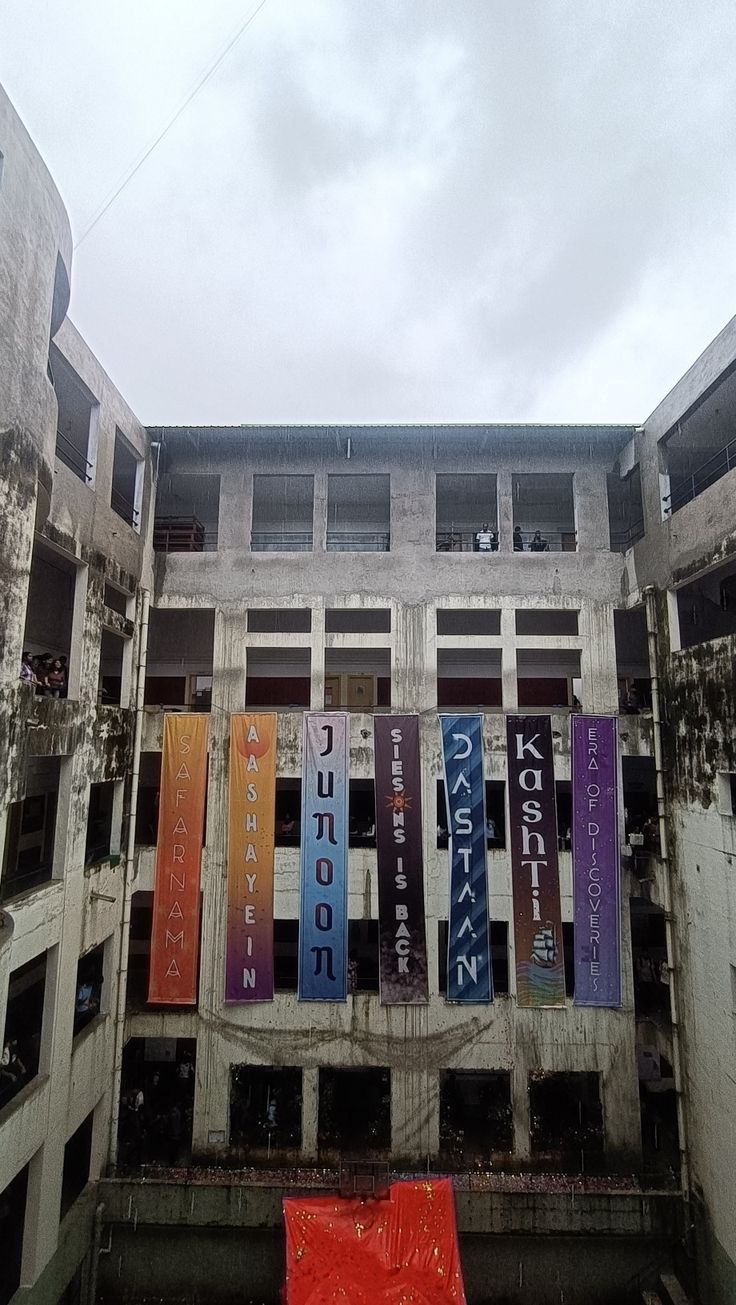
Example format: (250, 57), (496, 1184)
(298, 713), (349, 1001)
(572, 715), (621, 1007)
(149, 713), (208, 1004)
(506, 715), (565, 1008)
(373, 716), (429, 1004)
(225, 713), (277, 1002)
(439, 714), (492, 1003)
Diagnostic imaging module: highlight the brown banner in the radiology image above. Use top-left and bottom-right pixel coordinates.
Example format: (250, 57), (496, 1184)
(149, 713), (208, 1004)
(506, 715), (565, 1007)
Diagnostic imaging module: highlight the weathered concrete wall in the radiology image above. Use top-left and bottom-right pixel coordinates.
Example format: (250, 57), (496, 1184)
(96, 1178), (683, 1305)
(659, 634), (736, 1304)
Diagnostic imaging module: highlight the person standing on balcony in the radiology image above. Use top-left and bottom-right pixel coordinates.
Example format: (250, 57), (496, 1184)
(530, 530), (549, 552)
(513, 526), (525, 550)
(475, 523), (497, 552)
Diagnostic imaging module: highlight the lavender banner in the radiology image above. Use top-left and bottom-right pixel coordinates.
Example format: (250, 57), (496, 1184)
(572, 715), (621, 1007)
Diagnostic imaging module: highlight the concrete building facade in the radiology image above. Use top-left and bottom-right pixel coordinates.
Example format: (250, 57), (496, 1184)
(1, 80), (735, 1305)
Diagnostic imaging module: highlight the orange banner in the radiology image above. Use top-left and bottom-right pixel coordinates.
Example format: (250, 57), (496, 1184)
(148, 713), (208, 1004)
(225, 714), (277, 1001)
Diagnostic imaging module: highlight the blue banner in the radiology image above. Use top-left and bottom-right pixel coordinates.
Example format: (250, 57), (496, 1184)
(439, 714), (492, 1002)
(298, 713), (349, 1000)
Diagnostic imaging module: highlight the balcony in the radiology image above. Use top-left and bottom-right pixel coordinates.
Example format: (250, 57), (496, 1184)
(144, 609), (215, 710)
(50, 342), (98, 486)
(664, 437), (736, 514)
(435, 474), (497, 553)
(660, 361), (736, 517)
(326, 474), (390, 552)
(252, 475), (313, 552)
(513, 473), (576, 552)
(608, 463), (645, 552)
(111, 429), (143, 530)
(155, 473), (220, 551)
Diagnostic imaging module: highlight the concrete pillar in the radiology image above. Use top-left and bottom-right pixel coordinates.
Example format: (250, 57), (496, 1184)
(313, 472), (328, 553)
(497, 472), (514, 553)
(394, 602), (430, 713)
(310, 605), (325, 711)
(219, 469), (251, 551)
(392, 1060), (438, 1165)
(301, 1067), (319, 1159)
(574, 469), (610, 551)
(500, 607), (518, 710)
(511, 1053), (531, 1162)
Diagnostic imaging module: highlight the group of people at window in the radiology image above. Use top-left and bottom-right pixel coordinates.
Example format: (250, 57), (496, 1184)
(19, 651), (68, 697)
(473, 525), (550, 552)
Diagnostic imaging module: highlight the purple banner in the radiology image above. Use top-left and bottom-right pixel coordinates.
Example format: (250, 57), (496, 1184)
(373, 716), (429, 1004)
(572, 715), (621, 1007)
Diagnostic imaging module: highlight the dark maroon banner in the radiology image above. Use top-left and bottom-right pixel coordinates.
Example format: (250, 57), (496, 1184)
(506, 715), (566, 1008)
(374, 715), (429, 1004)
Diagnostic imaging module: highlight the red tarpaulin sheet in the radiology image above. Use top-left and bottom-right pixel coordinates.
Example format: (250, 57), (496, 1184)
(283, 1177), (467, 1305)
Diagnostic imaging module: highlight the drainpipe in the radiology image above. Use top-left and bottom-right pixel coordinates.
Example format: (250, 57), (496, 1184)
(86, 1202), (106, 1305)
(643, 585), (691, 1201)
(108, 587), (150, 1166)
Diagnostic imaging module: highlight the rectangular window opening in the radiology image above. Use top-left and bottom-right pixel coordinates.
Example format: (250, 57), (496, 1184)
(118, 1037), (196, 1166)
(515, 609), (579, 636)
(676, 557), (736, 650)
(61, 1111), (94, 1218)
(529, 1071), (603, 1171)
(440, 1070), (512, 1165)
(516, 649), (581, 710)
(512, 473), (576, 552)
(50, 343), (98, 484)
(326, 608), (391, 634)
(436, 608), (501, 636)
(144, 609), (215, 709)
(1, 756), (62, 902)
(247, 609), (312, 634)
(318, 1068), (391, 1159)
(111, 429), (143, 530)
(0, 951), (48, 1109)
(324, 649), (390, 712)
(22, 540), (80, 698)
(614, 608), (651, 712)
(435, 474), (498, 553)
(74, 942), (106, 1036)
(327, 475), (390, 552)
(154, 472), (220, 552)
(246, 647), (311, 710)
(230, 1066), (303, 1160)
(437, 649), (501, 710)
(251, 474), (314, 552)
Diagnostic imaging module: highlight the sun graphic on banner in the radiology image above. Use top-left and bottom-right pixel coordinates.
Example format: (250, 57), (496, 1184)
(385, 792), (412, 813)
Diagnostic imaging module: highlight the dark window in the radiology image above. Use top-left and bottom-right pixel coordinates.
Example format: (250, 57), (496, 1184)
(437, 781), (505, 847)
(440, 1070), (513, 1164)
(275, 780), (301, 846)
(349, 780), (376, 847)
(436, 609), (501, 636)
(85, 782), (115, 865)
(348, 920), (379, 993)
(74, 944), (105, 1036)
(230, 1066), (302, 1157)
(515, 609), (579, 636)
(318, 1068), (390, 1157)
(326, 608), (391, 633)
(61, 1111), (94, 1217)
(0, 1165), (29, 1305)
(1, 952), (47, 1110)
(247, 609), (312, 633)
(274, 920), (299, 992)
(437, 921), (509, 996)
(529, 1071), (603, 1170)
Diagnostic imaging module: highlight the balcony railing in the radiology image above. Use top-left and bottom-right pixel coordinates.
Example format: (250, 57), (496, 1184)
(663, 437), (736, 515)
(55, 430), (93, 484)
(251, 531), (313, 552)
(436, 528), (576, 552)
(326, 531), (390, 552)
(111, 488), (140, 528)
(153, 516), (217, 552)
(610, 519), (645, 552)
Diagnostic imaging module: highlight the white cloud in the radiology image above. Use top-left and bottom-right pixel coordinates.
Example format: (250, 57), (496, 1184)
(2, 0), (736, 423)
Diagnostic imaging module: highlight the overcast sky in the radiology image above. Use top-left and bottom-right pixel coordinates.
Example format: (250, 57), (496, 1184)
(2, 1), (736, 425)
